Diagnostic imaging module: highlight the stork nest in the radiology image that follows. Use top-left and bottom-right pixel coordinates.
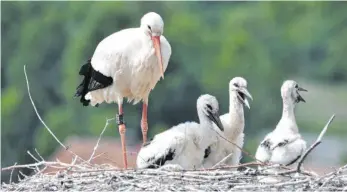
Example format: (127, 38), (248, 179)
(2, 162), (347, 192)
(4, 69), (343, 191)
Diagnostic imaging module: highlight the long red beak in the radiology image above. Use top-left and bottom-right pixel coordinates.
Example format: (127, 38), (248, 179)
(152, 36), (164, 79)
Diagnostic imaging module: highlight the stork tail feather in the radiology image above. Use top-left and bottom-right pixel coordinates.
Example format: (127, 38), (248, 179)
(74, 59), (113, 106)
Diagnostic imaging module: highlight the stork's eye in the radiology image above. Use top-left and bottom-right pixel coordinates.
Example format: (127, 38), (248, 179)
(147, 25), (151, 30)
(233, 83), (239, 88)
(206, 104), (213, 110)
(295, 84), (298, 88)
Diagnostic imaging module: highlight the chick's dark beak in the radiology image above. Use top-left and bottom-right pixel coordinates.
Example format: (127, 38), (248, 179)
(237, 88), (253, 109)
(297, 86), (308, 103)
(207, 110), (224, 132)
(298, 87), (308, 92)
(297, 94), (306, 103)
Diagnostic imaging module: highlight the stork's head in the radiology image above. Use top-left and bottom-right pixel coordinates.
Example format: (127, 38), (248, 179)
(229, 77), (253, 109)
(141, 12), (164, 36)
(281, 80), (307, 104)
(141, 12), (165, 79)
(197, 94), (224, 132)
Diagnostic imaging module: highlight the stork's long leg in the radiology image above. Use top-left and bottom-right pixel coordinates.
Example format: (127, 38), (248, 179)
(141, 103), (148, 145)
(117, 105), (128, 169)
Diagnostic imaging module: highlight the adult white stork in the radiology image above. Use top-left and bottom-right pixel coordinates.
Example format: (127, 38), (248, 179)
(202, 77), (253, 168)
(255, 80), (307, 166)
(74, 12), (172, 168)
(136, 94), (225, 169)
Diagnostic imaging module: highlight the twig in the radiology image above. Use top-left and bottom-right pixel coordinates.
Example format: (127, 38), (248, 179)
(24, 65), (67, 149)
(91, 152), (107, 160)
(18, 171), (28, 179)
(71, 155), (78, 165)
(23, 65), (86, 163)
(1, 160), (83, 172)
(233, 178), (310, 190)
(296, 114), (335, 173)
(9, 162), (17, 183)
(88, 118), (115, 162)
(34, 148), (45, 161)
(208, 126), (262, 164)
(27, 151), (40, 163)
(191, 162), (263, 171)
(321, 164), (347, 179)
(319, 163), (347, 188)
(212, 152), (234, 169)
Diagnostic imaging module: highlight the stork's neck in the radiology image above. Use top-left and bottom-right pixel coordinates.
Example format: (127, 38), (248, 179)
(281, 98), (296, 121)
(278, 98), (298, 133)
(228, 92), (245, 139)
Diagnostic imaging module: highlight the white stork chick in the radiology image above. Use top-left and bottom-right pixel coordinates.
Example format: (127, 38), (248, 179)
(74, 12), (172, 168)
(202, 77), (253, 168)
(136, 94), (225, 169)
(255, 80), (307, 167)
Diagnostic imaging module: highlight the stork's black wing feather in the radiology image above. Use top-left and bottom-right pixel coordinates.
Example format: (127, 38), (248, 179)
(204, 146), (211, 159)
(146, 148), (176, 169)
(74, 59), (113, 106)
(260, 139), (272, 150)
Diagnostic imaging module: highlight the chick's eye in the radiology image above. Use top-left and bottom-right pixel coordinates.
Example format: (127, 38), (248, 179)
(295, 84), (298, 88)
(147, 25), (151, 30)
(233, 83), (239, 88)
(206, 104), (212, 110)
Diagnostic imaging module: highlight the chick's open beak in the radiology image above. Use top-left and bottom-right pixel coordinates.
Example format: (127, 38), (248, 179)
(297, 86), (308, 103)
(237, 88), (253, 109)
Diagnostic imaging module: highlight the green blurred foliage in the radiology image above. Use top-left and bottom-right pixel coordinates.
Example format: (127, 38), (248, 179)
(1, 2), (347, 182)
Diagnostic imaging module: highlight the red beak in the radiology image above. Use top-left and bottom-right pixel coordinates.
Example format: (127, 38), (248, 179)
(152, 36), (164, 79)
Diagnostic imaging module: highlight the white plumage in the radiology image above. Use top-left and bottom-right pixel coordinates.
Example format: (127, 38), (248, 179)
(136, 94), (225, 169)
(74, 12), (171, 168)
(202, 77), (253, 168)
(255, 80), (308, 166)
(86, 13), (171, 106)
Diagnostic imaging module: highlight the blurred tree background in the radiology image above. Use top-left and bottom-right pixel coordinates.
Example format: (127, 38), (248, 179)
(1, 1), (347, 183)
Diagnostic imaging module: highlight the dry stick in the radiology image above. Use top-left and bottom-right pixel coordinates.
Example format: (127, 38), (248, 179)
(23, 65), (85, 162)
(88, 118), (115, 162)
(9, 162), (17, 184)
(319, 163), (347, 188)
(27, 151), (40, 163)
(190, 162), (262, 172)
(233, 178), (310, 190)
(296, 114), (335, 173)
(91, 152), (107, 160)
(278, 114), (336, 176)
(208, 126), (262, 164)
(212, 152), (234, 169)
(32, 148), (49, 174)
(18, 171), (28, 179)
(17, 174), (21, 182)
(320, 164), (347, 181)
(24, 65), (67, 149)
(2, 161), (71, 171)
(26, 151), (41, 172)
(34, 148), (45, 161)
